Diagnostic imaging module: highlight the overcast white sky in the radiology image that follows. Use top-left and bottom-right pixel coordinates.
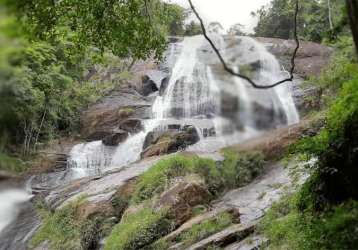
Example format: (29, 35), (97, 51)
(166, 0), (271, 32)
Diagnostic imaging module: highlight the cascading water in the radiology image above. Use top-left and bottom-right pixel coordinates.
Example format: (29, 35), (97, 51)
(65, 34), (299, 181)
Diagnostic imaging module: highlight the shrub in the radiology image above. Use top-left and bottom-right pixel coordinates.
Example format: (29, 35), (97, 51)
(221, 150), (265, 189)
(0, 153), (26, 173)
(104, 208), (173, 250)
(31, 198), (89, 250)
(295, 78), (358, 209)
(131, 152), (265, 204)
(261, 194), (358, 250)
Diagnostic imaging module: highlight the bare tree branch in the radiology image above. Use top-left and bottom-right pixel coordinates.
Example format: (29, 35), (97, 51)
(188, 0), (300, 89)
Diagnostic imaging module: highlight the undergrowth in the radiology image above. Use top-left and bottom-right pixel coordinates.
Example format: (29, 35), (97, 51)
(104, 207), (173, 250)
(261, 194), (358, 250)
(263, 57), (358, 249)
(131, 152), (265, 204)
(175, 212), (233, 247)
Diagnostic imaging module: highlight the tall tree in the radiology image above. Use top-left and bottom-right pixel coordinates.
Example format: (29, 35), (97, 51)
(346, 0), (358, 57)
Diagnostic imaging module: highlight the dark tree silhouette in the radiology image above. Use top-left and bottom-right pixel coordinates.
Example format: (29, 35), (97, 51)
(346, 0), (358, 57)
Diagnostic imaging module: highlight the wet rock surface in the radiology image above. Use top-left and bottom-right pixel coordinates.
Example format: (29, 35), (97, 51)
(141, 125), (200, 158)
(46, 157), (163, 210)
(163, 207), (241, 243)
(256, 37), (333, 78)
(102, 130), (128, 146)
(0, 201), (40, 250)
(185, 222), (256, 250)
(118, 118), (143, 134)
(81, 87), (152, 141)
(216, 164), (291, 223)
(292, 77), (323, 116)
(252, 101), (287, 130)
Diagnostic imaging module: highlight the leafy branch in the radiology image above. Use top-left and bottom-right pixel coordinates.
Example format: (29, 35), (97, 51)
(187, 0), (300, 89)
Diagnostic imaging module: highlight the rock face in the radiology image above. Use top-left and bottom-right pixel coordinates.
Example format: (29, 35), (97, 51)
(139, 70), (169, 96)
(154, 180), (212, 225)
(77, 200), (115, 220)
(141, 125), (200, 158)
(185, 223), (256, 250)
(291, 77), (323, 116)
(119, 118), (143, 134)
(81, 87), (152, 141)
(252, 101), (287, 130)
(81, 56), (159, 142)
(255, 37), (332, 117)
(255, 37), (333, 78)
(102, 130), (129, 146)
(140, 75), (159, 96)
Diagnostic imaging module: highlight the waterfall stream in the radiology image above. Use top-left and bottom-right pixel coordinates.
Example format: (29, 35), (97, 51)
(66, 34), (299, 181)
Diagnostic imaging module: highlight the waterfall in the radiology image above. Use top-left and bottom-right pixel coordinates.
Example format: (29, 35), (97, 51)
(0, 188), (33, 233)
(66, 34), (299, 181)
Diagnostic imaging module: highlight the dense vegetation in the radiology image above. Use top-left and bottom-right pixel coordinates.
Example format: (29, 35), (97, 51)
(258, 0), (358, 246)
(0, 1), (189, 173)
(254, 0), (349, 43)
(31, 198), (113, 250)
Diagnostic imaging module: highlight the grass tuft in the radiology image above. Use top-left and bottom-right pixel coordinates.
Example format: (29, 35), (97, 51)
(104, 207), (173, 250)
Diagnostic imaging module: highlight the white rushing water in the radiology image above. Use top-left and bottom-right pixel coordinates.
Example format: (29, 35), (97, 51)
(66, 34), (299, 180)
(0, 188), (33, 233)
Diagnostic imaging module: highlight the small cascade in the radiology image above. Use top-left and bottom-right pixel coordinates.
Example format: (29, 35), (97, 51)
(65, 34), (299, 181)
(0, 186), (33, 233)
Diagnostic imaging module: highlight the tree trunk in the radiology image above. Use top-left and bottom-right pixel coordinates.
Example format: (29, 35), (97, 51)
(328, 0), (333, 30)
(346, 0), (358, 57)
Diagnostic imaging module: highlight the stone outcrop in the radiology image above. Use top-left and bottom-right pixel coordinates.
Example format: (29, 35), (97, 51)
(255, 38), (332, 117)
(163, 207), (241, 243)
(102, 130), (129, 146)
(154, 180), (212, 225)
(141, 125), (200, 158)
(292, 78), (323, 116)
(76, 200), (115, 220)
(184, 222), (256, 250)
(81, 57), (159, 142)
(256, 37), (333, 78)
(119, 118), (143, 134)
(81, 87), (152, 141)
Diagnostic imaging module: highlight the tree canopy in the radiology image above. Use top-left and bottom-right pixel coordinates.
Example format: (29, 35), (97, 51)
(254, 0), (349, 42)
(1, 0), (183, 60)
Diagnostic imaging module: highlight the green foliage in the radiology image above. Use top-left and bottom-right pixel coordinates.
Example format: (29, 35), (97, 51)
(162, 3), (186, 36)
(293, 61), (358, 207)
(131, 152), (265, 205)
(309, 39), (358, 95)
(254, 0), (348, 42)
(184, 21), (203, 36)
(104, 207), (173, 250)
(221, 150), (265, 189)
(0, 153), (26, 173)
(261, 193), (358, 250)
(31, 198), (98, 250)
(130, 155), (223, 204)
(175, 212), (233, 247)
(2, 0), (178, 60)
(0, 41), (115, 144)
(0, 10), (120, 163)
